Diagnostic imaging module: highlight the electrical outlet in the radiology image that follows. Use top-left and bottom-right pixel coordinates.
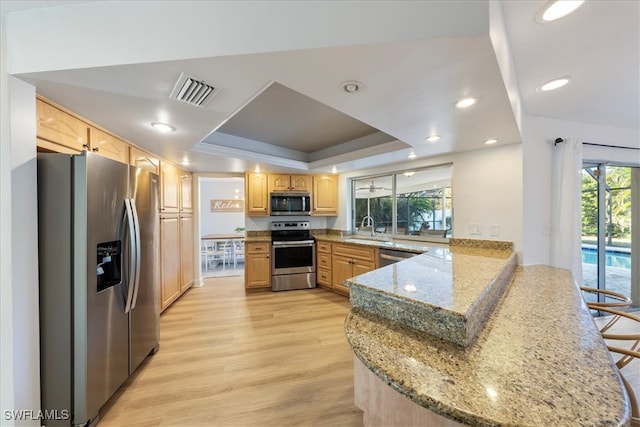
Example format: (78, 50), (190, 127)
(490, 225), (500, 237)
(469, 223), (482, 235)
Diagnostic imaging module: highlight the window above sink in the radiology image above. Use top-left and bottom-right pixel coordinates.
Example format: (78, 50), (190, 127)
(351, 164), (452, 241)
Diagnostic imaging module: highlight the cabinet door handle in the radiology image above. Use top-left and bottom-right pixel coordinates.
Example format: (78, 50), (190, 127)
(92, 147), (99, 152)
(83, 143), (90, 150)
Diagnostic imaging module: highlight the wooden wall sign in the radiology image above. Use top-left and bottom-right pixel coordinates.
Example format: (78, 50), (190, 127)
(210, 199), (244, 212)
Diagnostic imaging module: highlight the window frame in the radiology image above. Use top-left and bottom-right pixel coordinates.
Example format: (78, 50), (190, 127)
(350, 163), (452, 240)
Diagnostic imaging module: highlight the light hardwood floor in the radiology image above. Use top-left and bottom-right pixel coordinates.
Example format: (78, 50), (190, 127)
(99, 277), (364, 427)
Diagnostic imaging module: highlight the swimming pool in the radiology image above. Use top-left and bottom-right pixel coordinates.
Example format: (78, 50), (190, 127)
(582, 248), (631, 269)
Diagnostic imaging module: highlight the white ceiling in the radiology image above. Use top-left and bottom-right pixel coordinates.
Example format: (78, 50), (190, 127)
(5, 0), (639, 173)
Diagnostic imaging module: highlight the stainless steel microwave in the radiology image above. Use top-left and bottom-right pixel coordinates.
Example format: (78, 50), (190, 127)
(270, 193), (311, 216)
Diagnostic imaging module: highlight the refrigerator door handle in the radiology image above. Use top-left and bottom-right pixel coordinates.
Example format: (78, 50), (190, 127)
(129, 198), (142, 310)
(123, 199), (137, 314)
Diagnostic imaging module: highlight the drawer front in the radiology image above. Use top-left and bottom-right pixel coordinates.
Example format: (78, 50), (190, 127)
(317, 253), (332, 269)
(246, 242), (270, 254)
(317, 268), (332, 287)
(333, 243), (375, 261)
(317, 241), (332, 254)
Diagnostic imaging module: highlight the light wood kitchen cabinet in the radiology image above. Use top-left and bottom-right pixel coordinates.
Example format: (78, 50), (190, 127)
(244, 242), (271, 289)
(316, 241), (332, 289)
(88, 126), (129, 164)
(246, 172), (269, 216)
(312, 174), (338, 216)
(269, 174), (311, 192)
(180, 172), (193, 213)
(160, 216), (181, 310)
(129, 146), (160, 175)
(180, 215), (195, 292)
(331, 243), (377, 296)
(160, 161), (180, 213)
(36, 97), (89, 153)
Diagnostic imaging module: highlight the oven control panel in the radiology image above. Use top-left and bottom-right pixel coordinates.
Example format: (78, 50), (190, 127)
(270, 221), (310, 231)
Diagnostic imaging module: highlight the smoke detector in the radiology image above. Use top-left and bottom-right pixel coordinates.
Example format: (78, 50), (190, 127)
(169, 72), (220, 107)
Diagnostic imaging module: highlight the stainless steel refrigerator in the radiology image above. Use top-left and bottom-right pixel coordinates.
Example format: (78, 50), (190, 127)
(37, 152), (160, 426)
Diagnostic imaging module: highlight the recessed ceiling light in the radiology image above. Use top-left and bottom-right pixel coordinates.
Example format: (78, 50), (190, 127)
(151, 122), (175, 133)
(341, 80), (363, 94)
(425, 135), (441, 143)
(484, 138), (498, 145)
(536, 0), (586, 23)
(455, 97), (478, 108)
(538, 76), (571, 92)
(408, 152), (417, 159)
(331, 166), (338, 174)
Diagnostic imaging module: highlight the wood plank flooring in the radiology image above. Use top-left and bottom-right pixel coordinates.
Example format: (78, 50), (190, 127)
(98, 277), (364, 427)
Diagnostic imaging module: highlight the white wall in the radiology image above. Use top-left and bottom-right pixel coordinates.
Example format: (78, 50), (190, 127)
(199, 178), (245, 236)
(452, 144), (522, 245)
(0, 4), (16, 423)
(8, 76), (40, 425)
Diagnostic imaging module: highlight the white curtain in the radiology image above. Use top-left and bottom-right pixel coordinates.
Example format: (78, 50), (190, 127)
(550, 138), (583, 285)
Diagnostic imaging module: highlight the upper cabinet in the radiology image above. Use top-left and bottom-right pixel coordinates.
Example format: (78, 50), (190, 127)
(160, 161), (180, 213)
(129, 146), (160, 175)
(246, 172), (338, 217)
(268, 174), (310, 192)
(312, 174), (338, 216)
(246, 172), (269, 216)
(37, 96), (128, 165)
(180, 172), (193, 213)
(88, 126), (129, 164)
(36, 97), (89, 153)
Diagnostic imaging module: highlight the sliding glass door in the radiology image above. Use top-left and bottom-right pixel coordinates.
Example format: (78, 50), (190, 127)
(581, 164), (638, 307)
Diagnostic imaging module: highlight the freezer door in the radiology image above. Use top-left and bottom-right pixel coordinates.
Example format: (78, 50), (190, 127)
(129, 166), (160, 373)
(77, 153), (130, 424)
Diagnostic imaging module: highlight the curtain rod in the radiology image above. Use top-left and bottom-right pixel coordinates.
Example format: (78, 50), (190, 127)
(582, 141), (640, 151)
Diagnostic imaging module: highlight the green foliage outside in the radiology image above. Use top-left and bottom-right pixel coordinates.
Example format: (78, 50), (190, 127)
(582, 166), (631, 245)
(355, 189), (450, 234)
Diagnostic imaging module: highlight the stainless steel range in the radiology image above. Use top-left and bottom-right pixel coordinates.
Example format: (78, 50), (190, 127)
(271, 221), (316, 291)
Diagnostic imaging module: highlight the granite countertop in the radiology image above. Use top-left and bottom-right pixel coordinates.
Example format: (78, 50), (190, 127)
(347, 245), (517, 346)
(243, 235), (271, 243)
(345, 265), (630, 426)
(312, 233), (436, 254)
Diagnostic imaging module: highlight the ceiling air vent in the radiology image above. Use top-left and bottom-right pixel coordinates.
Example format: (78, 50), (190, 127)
(169, 72), (220, 107)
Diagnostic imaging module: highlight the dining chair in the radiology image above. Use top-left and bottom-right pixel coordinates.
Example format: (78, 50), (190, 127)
(594, 306), (640, 426)
(580, 287), (632, 333)
(232, 239), (244, 268)
(202, 239), (228, 271)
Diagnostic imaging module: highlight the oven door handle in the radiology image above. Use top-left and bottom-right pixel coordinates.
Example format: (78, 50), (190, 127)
(272, 240), (315, 247)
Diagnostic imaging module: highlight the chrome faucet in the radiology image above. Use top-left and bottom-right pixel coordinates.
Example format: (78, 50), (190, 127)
(360, 215), (375, 237)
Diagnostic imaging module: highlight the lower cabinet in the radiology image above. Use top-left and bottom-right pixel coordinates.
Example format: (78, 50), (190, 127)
(180, 215), (195, 292)
(319, 242), (377, 297)
(160, 213), (194, 311)
(245, 242), (271, 290)
(316, 241), (333, 289)
(160, 216), (181, 310)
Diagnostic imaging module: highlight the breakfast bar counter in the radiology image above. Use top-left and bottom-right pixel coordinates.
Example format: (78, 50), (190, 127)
(345, 258), (630, 426)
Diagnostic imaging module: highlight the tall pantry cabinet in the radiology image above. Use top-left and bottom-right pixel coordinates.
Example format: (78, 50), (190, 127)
(160, 161), (194, 311)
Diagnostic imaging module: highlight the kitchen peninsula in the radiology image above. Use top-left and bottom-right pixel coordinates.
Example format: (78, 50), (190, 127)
(343, 240), (630, 426)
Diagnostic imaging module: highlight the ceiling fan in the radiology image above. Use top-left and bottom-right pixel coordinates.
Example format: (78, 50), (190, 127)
(356, 180), (391, 192)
